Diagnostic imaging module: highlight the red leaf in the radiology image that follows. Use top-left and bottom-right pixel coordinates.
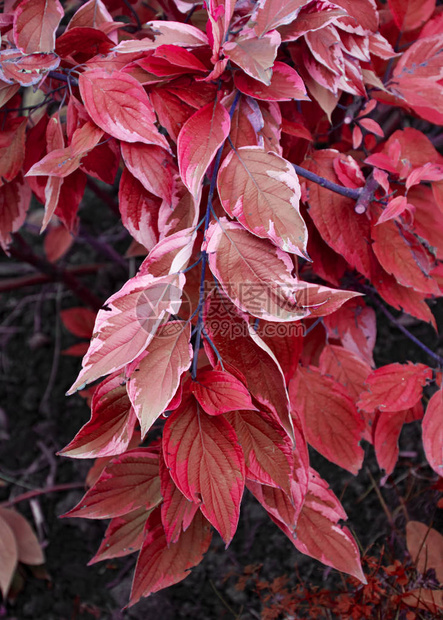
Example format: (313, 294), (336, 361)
(114, 20), (209, 54)
(159, 458), (199, 545)
(235, 61), (309, 102)
(388, 0), (436, 32)
(64, 449), (162, 519)
(289, 366), (365, 474)
(0, 118), (27, 186)
(246, 410), (309, 526)
(292, 469), (366, 583)
(373, 410), (408, 475)
(0, 50), (60, 86)
(126, 322), (192, 437)
(205, 220), (309, 321)
(256, 321), (304, 385)
(204, 291), (293, 438)
(226, 410), (293, 493)
(223, 29), (280, 85)
(332, 0), (378, 31)
(191, 370), (257, 415)
(44, 224), (74, 263)
(13, 0), (63, 54)
(121, 142), (177, 204)
(139, 227), (196, 278)
(0, 175), (31, 253)
(118, 169), (161, 251)
(60, 372), (137, 459)
(67, 0), (115, 33)
(422, 387), (443, 476)
(303, 149), (373, 278)
(0, 515), (17, 598)
(252, 0), (310, 36)
(79, 70), (169, 147)
(177, 101), (230, 200)
(357, 363), (432, 413)
(62, 343), (89, 357)
(162, 397), (245, 544)
(89, 507), (148, 564)
(372, 220), (439, 295)
(217, 147), (307, 257)
(67, 273), (184, 394)
(55, 27), (114, 62)
(129, 510), (212, 604)
(61, 307), (96, 339)
(27, 123), (104, 178)
(0, 508), (44, 566)
(319, 345), (372, 403)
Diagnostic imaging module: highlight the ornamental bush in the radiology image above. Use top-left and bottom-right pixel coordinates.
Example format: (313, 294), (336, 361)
(1, 0), (443, 608)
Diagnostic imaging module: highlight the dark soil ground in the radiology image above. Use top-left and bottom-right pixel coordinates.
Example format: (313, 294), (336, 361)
(1, 200), (442, 619)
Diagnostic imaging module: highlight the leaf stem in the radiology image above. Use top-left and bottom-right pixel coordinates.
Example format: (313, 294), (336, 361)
(9, 235), (103, 311)
(0, 482), (85, 508)
(191, 91), (241, 379)
(292, 163), (362, 201)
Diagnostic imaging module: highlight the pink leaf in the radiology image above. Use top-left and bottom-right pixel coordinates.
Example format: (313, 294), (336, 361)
(60, 372), (137, 459)
(223, 29), (280, 85)
(126, 322), (192, 437)
(89, 507), (148, 564)
(377, 196), (414, 224)
(0, 508), (44, 566)
(13, 0), (63, 54)
(191, 369), (257, 415)
(64, 449), (161, 519)
(0, 175), (31, 253)
(177, 101), (230, 200)
(121, 142), (177, 203)
(67, 273), (185, 394)
(252, 0), (309, 36)
(217, 147), (308, 257)
(289, 366), (365, 474)
(118, 169), (161, 251)
(159, 458), (199, 545)
(292, 469), (366, 583)
(79, 70), (169, 147)
(226, 410), (293, 493)
(357, 362), (432, 413)
(114, 21), (209, 53)
(235, 61), (309, 101)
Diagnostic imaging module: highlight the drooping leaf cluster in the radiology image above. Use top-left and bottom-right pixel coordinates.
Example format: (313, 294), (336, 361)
(1, 0), (443, 605)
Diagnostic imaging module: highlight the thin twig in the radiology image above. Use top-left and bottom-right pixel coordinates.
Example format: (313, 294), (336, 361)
(40, 284), (63, 415)
(292, 163), (362, 201)
(9, 235), (103, 310)
(1, 482), (85, 508)
(364, 286), (443, 368)
(0, 263), (105, 292)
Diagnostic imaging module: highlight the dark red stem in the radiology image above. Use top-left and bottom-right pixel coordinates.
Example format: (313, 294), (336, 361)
(0, 482), (85, 508)
(9, 235), (103, 310)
